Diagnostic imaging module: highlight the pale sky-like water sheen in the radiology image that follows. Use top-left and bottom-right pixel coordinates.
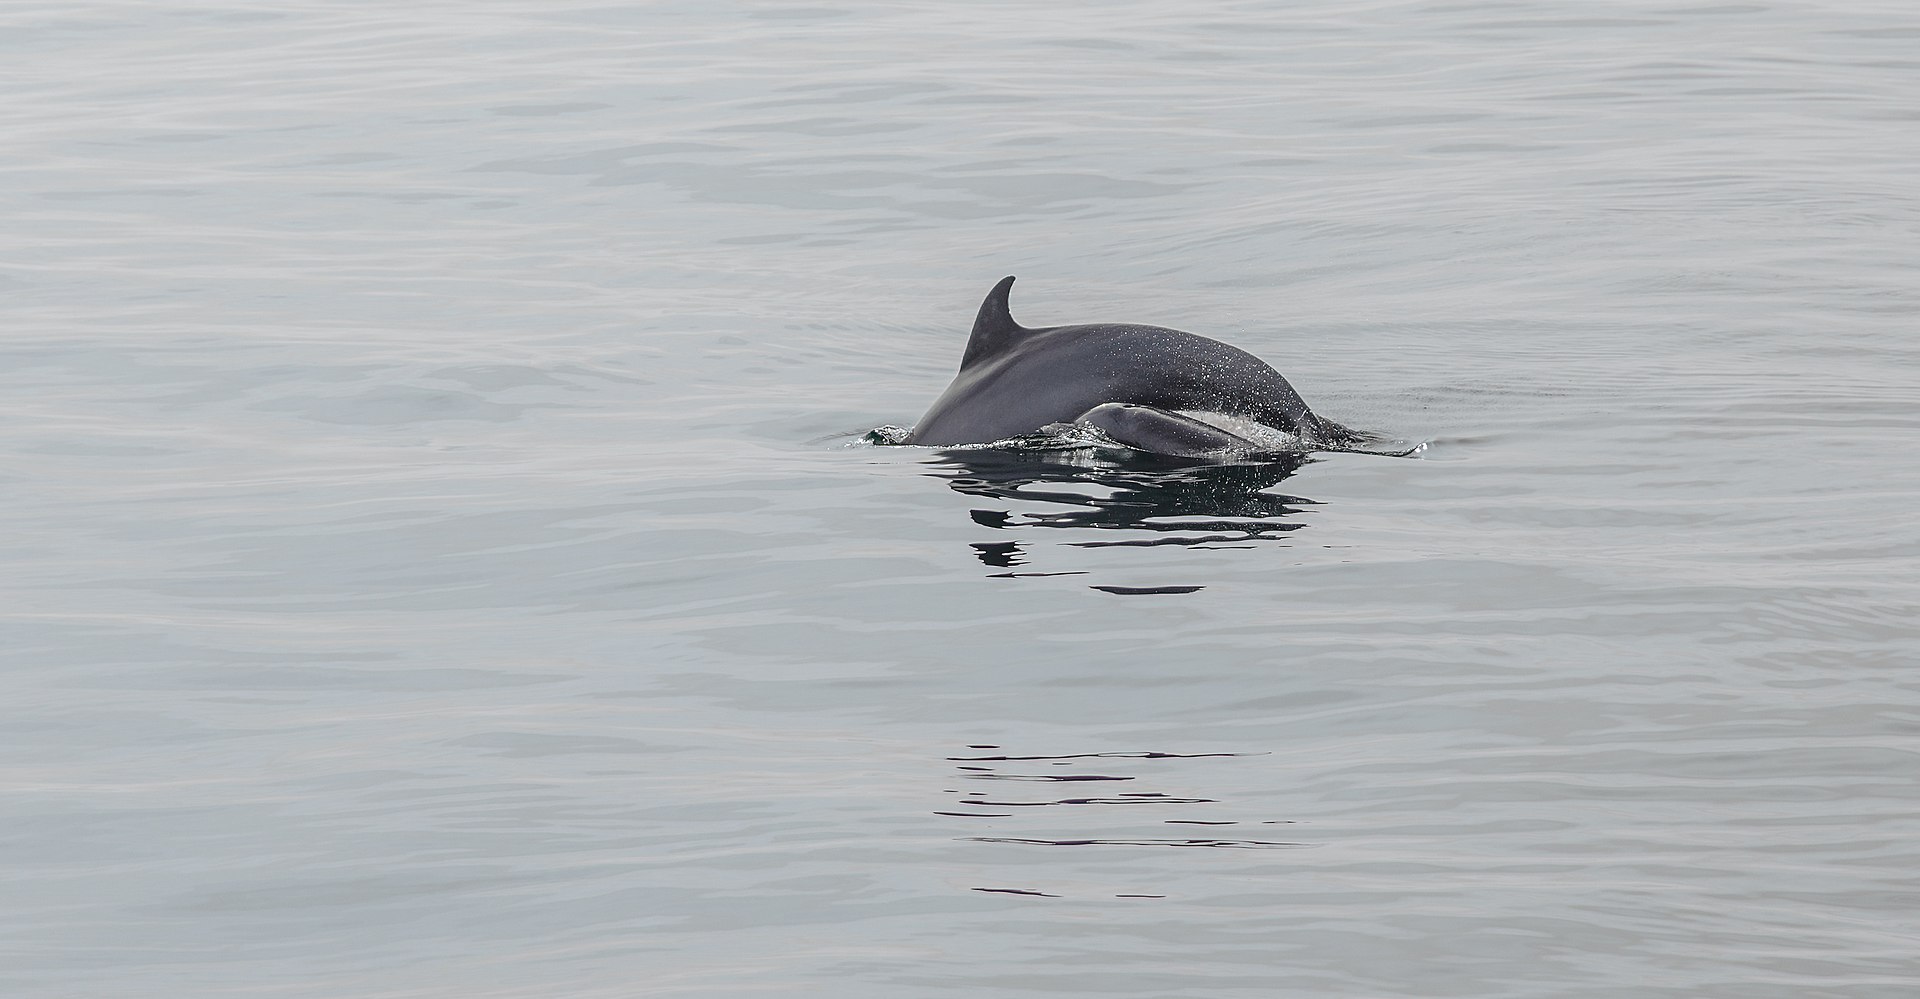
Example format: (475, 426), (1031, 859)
(3, 2), (1919, 997)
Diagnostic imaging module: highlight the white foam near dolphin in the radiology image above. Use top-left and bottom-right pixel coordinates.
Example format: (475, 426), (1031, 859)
(908, 277), (1361, 457)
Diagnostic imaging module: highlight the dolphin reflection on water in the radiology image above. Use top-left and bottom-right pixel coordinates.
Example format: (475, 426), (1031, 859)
(923, 446), (1320, 577)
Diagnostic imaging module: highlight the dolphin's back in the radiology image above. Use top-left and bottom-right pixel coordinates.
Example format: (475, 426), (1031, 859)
(908, 278), (1347, 448)
(912, 322), (1327, 445)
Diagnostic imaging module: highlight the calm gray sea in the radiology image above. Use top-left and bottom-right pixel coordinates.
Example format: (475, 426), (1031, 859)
(4, 1), (1918, 996)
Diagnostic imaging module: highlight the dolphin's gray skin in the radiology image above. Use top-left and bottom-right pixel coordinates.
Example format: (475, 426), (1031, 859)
(1073, 403), (1262, 457)
(909, 277), (1354, 455)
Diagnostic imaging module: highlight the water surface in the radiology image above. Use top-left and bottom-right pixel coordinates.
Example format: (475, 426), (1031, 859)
(4, 1), (1918, 996)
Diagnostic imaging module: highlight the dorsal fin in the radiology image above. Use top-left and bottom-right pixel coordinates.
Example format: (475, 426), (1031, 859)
(960, 275), (1024, 369)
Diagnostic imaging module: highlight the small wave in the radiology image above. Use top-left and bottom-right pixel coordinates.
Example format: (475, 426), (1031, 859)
(858, 416), (1426, 458)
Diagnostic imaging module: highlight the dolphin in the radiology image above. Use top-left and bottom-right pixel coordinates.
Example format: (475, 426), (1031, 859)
(908, 277), (1357, 456)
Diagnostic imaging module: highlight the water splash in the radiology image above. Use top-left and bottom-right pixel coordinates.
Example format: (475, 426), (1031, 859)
(859, 415), (1426, 458)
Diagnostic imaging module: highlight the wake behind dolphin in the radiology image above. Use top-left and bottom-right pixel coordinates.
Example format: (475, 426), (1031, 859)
(908, 277), (1367, 458)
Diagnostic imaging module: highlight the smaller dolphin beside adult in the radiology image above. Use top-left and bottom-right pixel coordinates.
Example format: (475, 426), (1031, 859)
(908, 277), (1377, 458)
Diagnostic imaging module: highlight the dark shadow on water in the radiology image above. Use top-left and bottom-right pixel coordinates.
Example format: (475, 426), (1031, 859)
(924, 446), (1320, 577)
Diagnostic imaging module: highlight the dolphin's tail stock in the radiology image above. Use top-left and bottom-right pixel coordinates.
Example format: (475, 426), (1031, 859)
(1311, 414), (1367, 446)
